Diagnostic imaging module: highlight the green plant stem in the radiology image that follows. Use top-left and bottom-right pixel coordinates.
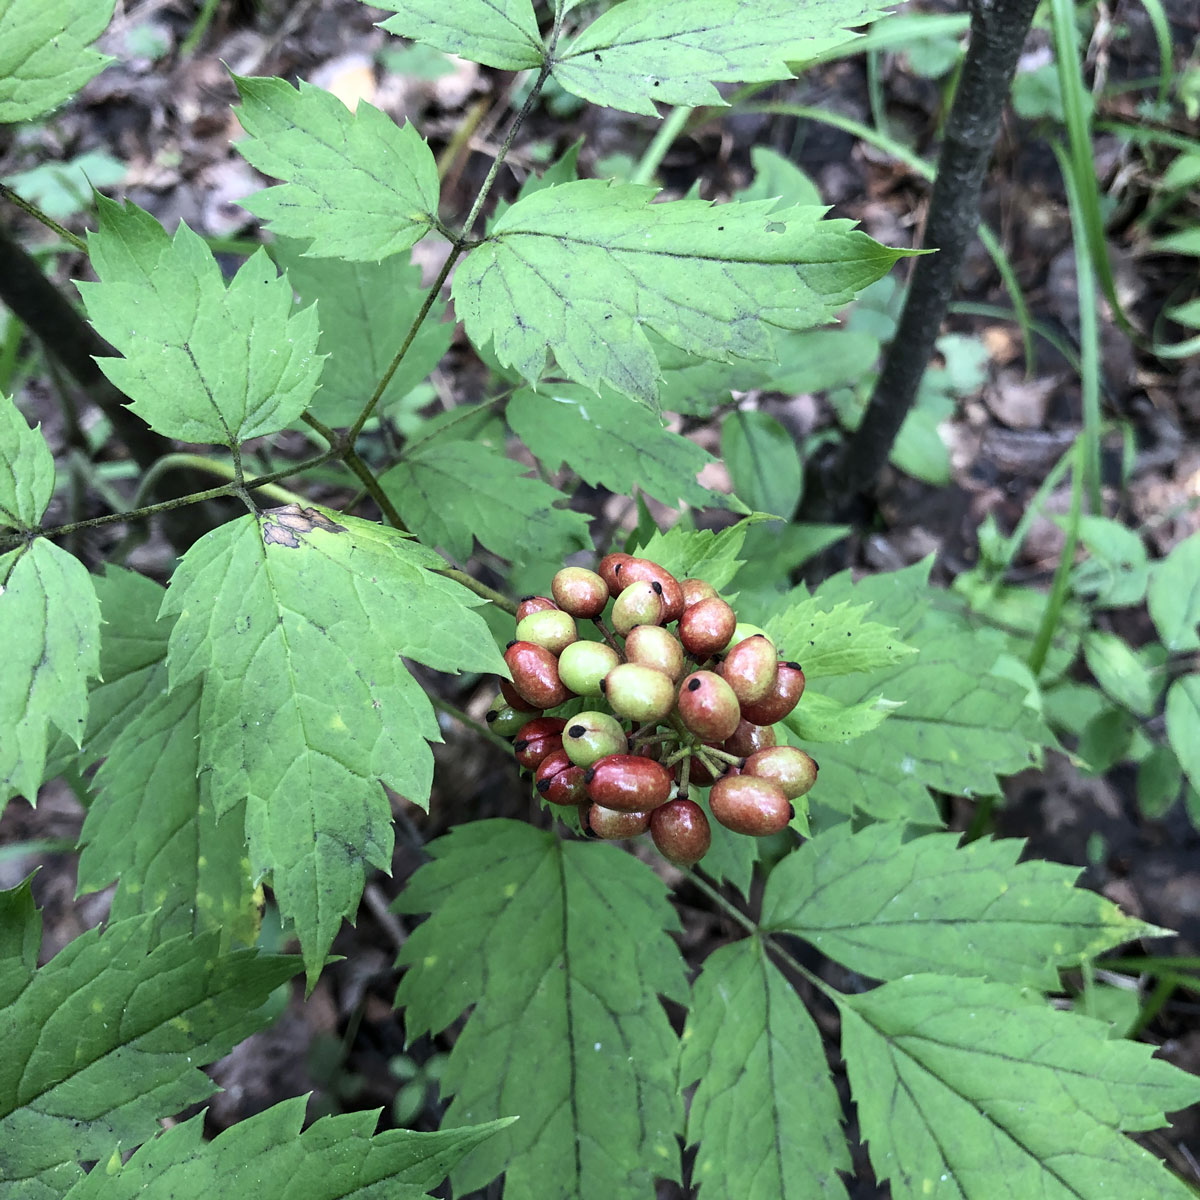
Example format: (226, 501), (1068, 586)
(429, 695), (514, 754)
(439, 568), (517, 615)
(630, 106), (694, 185)
(179, 0), (222, 57)
(0, 183), (88, 252)
(132, 453), (305, 509)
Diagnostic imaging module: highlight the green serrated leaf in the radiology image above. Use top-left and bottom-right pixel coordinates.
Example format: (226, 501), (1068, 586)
(764, 592), (914, 678)
(160, 506), (504, 979)
(380, 440), (591, 566)
(0, 395), (54, 530)
(740, 145), (822, 210)
(634, 515), (772, 592)
(1148, 532), (1200, 652)
(395, 820), (687, 1197)
(784, 689), (899, 743)
(78, 198), (322, 446)
(682, 939), (850, 1199)
(553, 0), (891, 117)
(0, 889), (301, 1196)
(233, 75), (440, 261)
(840, 974), (1200, 1200)
(370, 0), (545, 71)
(0, 541), (100, 808)
(720, 410), (803, 517)
(453, 180), (905, 405)
(0, 0), (116, 123)
(763, 823), (1160, 989)
(1166, 674), (1200, 794)
(508, 384), (731, 510)
(271, 239), (451, 427)
(59, 1096), (513, 1200)
(798, 562), (1054, 824)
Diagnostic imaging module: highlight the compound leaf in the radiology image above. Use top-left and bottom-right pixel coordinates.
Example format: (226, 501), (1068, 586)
(762, 823), (1161, 990)
(763, 592), (914, 678)
(272, 239), (451, 427)
(453, 180), (904, 405)
(0, 541), (100, 809)
(681, 939), (850, 1200)
(160, 506), (504, 980)
(395, 820), (687, 1198)
(234, 75), (440, 261)
(368, 0), (545, 71)
(635, 516), (772, 592)
(507, 384), (731, 510)
(59, 1097), (513, 1200)
(0, 880), (300, 1199)
(0, 0), (116, 123)
(840, 974), (1200, 1200)
(0, 394), (54, 530)
(380, 439), (591, 566)
(79, 198), (322, 446)
(798, 562), (1052, 825)
(553, 0), (889, 117)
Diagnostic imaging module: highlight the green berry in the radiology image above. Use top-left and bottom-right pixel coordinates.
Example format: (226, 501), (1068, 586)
(602, 662), (676, 723)
(613, 558), (684, 623)
(563, 711), (628, 768)
(724, 622), (771, 651)
(624, 624), (685, 681)
(486, 695), (527, 737)
(557, 639), (620, 696)
(744, 746), (818, 799)
(612, 580), (665, 635)
(515, 608), (579, 655)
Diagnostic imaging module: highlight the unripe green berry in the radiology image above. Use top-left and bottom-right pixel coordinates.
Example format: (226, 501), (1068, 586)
(724, 622), (771, 651)
(612, 580), (664, 635)
(613, 558), (684, 623)
(602, 662), (676, 723)
(677, 670), (741, 742)
(650, 799), (711, 866)
(719, 634), (778, 705)
(586, 803), (651, 839)
(709, 774), (792, 836)
(552, 567), (609, 619)
(678, 597), (737, 658)
(563, 711), (628, 768)
(486, 695), (527, 737)
(623, 624), (685, 681)
(515, 608), (579, 655)
(744, 745), (818, 799)
(557, 639), (620, 696)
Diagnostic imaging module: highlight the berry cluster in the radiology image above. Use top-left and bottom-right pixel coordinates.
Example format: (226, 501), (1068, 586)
(486, 554), (817, 868)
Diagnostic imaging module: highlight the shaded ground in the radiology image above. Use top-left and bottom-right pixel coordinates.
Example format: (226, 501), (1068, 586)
(2, 0), (1199, 1195)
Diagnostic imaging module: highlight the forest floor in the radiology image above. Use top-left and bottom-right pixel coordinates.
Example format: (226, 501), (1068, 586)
(2, 0), (1199, 1195)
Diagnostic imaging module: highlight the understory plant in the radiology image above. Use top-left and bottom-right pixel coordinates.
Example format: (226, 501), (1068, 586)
(1, 2), (1199, 1199)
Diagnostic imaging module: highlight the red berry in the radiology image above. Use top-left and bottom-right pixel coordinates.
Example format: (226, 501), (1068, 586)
(612, 580), (664, 635)
(678, 597), (737, 658)
(513, 717), (569, 770)
(586, 804), (652, 839)
(623, 624), (685, 681)
(503, 641), (572, 709)
(598, 552), (636, 597)
(719, 634), (778, 705)
(680, 578), (718, 608)
(535, 749), (588, 805)
(722, 719), (777, 758)
(602, 662), (676, 723)
(613, 558), (684, 623)
(677, 670), (741, 742)
(499, 678), (541, 713)
(744, 746), (818, 799)
(709, 774), (792, 836)
(650, 799), (711, 865)
(516, 595), (558, 622)
(739, 662), (805, 725)
(584, 754), (673, 812)
(552, 567), (609, 619)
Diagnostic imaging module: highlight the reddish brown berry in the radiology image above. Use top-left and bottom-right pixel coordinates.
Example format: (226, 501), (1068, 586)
(709, 774), (791, 836)
(598, 552), (636, 597)
(719, 634), (778, 705)
(722, 719), (777, 758)
(552, 567), (609, 619)
(739, 662), (805, 725)
(535, 749), (588, 805)
(744, 746), (818, 799)
(516, 595), (558, 622)
(613, 558), (684, 623)
(650, 799), (711, 866)
(677, 670), (741, 742)
(586, 804), (652, 839)
(680, 578), (718, 608)
(584, 754), (673, 812)
(499, 678), (541, 713)
(513, 717), (569, 770)
(678, 597), (737, 659)
(503, 641), (572, 709)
